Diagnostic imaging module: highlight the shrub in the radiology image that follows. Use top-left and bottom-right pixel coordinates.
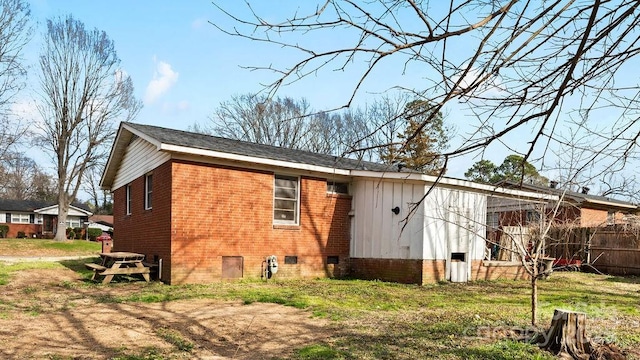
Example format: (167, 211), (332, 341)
(17, 231), (26, 238)
(87, 228), (102, 241)
(66, 227), (75, 240)
(73, 227), (83, 239)
(0, 225), (8, 238)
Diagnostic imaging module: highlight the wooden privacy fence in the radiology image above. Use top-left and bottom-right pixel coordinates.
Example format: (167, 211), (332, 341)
(546, 226), (640, 275)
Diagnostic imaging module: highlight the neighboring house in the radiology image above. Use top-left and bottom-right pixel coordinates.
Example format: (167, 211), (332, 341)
(88, 215), (114, 234)
(0, 199), (93, 238)
(100, 123), (556, 285)
(490, 181), (638, 228)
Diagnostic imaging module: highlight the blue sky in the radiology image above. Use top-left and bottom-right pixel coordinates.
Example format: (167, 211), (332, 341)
(24, 1), (400, 130)
(21, 1), (483, 171)
(16, 1), (638, 190)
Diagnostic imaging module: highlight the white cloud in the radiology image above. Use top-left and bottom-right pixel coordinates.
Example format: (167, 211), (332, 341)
(144, 58), (179, 105)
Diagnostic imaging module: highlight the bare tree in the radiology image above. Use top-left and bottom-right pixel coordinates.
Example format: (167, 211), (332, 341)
(212, 1), (640, 184)
(205, 93), (378, 159)
(0, 0), (31, 161)
(82, 163), (112, 214)
(0, 152), (56, 201)
(35, 15), (141, 241)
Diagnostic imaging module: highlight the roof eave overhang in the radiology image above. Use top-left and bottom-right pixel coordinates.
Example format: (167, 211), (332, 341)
(350, 170), (559, 201)
(34, 204), (93, 217)
(160, 143), (352, 176)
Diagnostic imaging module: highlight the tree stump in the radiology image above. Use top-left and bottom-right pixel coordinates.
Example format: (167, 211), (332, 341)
(539, 309), (592, 359)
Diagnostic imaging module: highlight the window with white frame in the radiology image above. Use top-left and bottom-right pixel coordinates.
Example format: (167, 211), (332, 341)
(65, 218), (81, 228)
(327, 181), (349, 195)
(274, 175), (299, 225)
(145, 173), (153, 210)
(126, 184), (132, 215)
(11, 213), (30, 224)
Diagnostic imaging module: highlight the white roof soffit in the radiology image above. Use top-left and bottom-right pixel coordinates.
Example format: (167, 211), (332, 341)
(160, 143), (351, 176)
(350, 170), (559, 201)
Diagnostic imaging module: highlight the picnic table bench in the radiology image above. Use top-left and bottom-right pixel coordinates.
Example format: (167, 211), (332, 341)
(85, 252), (151, 284)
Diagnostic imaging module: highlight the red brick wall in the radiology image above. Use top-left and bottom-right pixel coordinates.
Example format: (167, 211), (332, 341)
(2, 224), (41, 238)
(113, 161), (173, 282)
(166, 160), (351, 284)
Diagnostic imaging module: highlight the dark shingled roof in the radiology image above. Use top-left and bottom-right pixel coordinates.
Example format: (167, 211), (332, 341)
(125, 122), (400, 172)
(0, 199), (91, 212)
(0, 199), (52, 212)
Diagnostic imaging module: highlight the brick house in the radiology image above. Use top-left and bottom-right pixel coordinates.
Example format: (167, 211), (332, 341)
(489, 181), (638, 228)
(101, 123), (554, 285)
(0, 199), (92, 238)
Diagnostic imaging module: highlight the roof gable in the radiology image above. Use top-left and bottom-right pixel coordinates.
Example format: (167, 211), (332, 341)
(101, 122), (399, 189)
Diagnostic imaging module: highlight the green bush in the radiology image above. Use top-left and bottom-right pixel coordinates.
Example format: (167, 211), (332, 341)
(0, 225), (8, 238)
(17, 231), (26, 238)
(73, 227), (83, 239)
(87, 228), (103, 241)
(66, 227), (75, 240)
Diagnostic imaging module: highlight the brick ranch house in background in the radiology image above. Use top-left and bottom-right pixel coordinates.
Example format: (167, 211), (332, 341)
(0, 199), (92, 238)
(100, 122), (556, 285)
(493, 181), (638, 227)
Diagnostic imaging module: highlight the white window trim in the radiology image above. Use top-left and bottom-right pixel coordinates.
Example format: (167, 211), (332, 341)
(126, 184), (132, 215)
(11, 213), (30, 224)
(65, 218), (82, 228)
(145, 173), (153, 210)
(273, 174), (300, 225)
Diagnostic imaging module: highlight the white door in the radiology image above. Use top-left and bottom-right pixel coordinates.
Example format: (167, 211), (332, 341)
(447, 207), (471, 282)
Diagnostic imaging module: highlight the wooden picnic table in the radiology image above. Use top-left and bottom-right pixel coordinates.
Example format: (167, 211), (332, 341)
(85, 252), (151, 284)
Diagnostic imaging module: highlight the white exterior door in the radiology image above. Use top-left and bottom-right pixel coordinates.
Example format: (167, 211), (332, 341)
(447, 207), (471, 282)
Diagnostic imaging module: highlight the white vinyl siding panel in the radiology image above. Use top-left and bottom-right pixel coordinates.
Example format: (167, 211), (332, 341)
(351, 179), (425, 260)
(352, 179), (487, 262)
(113, 137), (170, 191)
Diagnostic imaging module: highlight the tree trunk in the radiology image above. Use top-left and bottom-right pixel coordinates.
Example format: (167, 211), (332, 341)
(54, 197), (69, 241)
(531, 275), (538, 326)
(539, 309), (592, 359)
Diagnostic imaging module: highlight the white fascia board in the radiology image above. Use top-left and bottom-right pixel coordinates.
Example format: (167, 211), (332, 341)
(123, 123), (164, 149)
(160, 144), (352, 176)
(350, 170), (559, 201)
(584, 198), (638, 210)
(34, 205), (93, 217)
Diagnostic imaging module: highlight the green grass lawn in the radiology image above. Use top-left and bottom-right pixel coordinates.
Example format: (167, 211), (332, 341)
(0, 238), (101, 256)
(1, 259), (638, 359)
(68, 269), (640, 359)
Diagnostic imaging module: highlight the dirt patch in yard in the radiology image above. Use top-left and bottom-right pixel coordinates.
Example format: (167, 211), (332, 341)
(0, 268), (333, 359)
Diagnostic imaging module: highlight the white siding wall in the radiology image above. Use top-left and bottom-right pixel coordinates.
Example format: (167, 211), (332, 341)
(352, 179), (488, 262)
(112, 137), (170, 190)
(351, 179), (425, 259)
(421, 187), (487, 261)
(0, 212), (4, 223)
